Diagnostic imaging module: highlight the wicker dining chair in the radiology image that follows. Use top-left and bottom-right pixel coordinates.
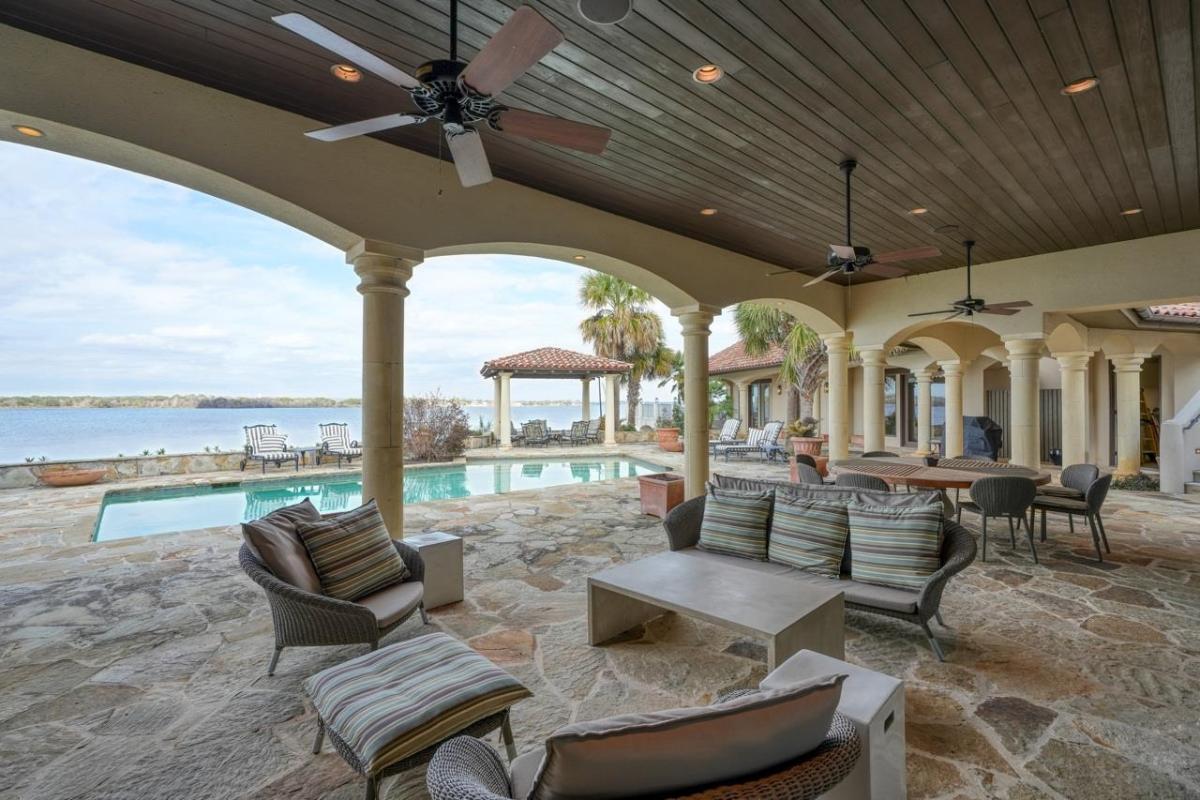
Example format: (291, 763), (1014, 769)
(861, 450), (899, 457)
(957, 476), (1038, 563)
(1030, 472), (1113, 562)
(834, 472), (890, 492)
(1038, 463), (1099, 502)
(795, 462), (825, 485)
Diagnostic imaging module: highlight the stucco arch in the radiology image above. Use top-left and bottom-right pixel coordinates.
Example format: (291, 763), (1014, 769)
(1045, 319), (1089, 354)
(730, 297), (844, 336)
(882, 319), (1003, 362)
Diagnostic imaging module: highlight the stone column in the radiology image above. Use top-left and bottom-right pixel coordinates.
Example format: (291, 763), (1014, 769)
(1109, 354), (1147, 476)
(349, 240), (421, 538)
(1003, 338), (1043, 468)
(581, 377), (591, 421)
(822, 332), (852, 460)
(604, 374), (619, 445)
(912, 366), (934, 456)
(939, 360), (966, 458)
(733, 381), (750, 430)
(498, 371), (513, 449)
(860, 348), (888, 453)
(674, 306), (719, 499)
(1055, 351), (1091, 466)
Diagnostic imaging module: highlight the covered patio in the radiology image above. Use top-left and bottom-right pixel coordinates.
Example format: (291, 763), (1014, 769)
(479, 347), (630, 448)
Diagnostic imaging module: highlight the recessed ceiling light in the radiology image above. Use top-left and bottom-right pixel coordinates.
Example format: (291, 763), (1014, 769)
(692, 64), (723, 84)
(1060, 76), (1099, 95)
(330, 64), (362, 82)
(1119, 207), (1143, 216)
(573, 254), (586, 260)
(699, 207), (718, 216)
(12, 124), (44, 138)
(909, 207), (928, 215)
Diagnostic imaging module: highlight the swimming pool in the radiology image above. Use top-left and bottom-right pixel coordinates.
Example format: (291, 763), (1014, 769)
(92, 457), (668, 541)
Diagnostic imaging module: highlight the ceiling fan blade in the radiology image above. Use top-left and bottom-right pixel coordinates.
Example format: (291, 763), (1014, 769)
(446, 129), (493, 187)
(873, 245), (941, 263)
(907, 308), (956, 317)
(305, 113), (426, 142)
(491, 108), (610, 154)
(765, 268), (800, 277)
(803, 269), (840, 288)
(861, 262), (909, 278)
(461, 6), (564, 97)
(979, 306), (1021, 316)
(981, 300), (1033, 308)
(272, 13), (420, 90)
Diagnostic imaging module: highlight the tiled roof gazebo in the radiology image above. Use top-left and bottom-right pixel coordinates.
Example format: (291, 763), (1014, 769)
(481, 348), (631, 448)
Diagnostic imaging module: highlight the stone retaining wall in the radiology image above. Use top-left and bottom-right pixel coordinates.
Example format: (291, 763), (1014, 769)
(0, 452), (248, 489)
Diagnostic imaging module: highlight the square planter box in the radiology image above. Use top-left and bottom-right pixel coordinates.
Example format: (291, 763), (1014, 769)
(638, 472), (685, 518)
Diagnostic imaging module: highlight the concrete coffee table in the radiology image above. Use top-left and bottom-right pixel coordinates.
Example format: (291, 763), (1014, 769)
(587, 551), (845, 668)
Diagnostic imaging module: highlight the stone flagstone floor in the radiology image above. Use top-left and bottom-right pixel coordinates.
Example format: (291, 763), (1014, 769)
(0, 445), (1198, 799)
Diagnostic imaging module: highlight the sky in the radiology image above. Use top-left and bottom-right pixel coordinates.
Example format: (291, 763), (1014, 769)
(0, 142), (740, 402)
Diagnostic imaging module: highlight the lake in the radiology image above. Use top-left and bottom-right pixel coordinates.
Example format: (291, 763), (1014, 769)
(0, 403), (642, 463)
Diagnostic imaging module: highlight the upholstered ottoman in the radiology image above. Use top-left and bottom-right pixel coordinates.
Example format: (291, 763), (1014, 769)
(306, 632), (531, 800)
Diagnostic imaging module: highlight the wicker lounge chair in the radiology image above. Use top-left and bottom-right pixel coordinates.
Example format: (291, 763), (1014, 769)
(957, 476), (1038, 563)
(707, 417), (742, 454)
(1031, 472), (1113, 562)
(242, 424), (300, 473)
(318, 422), (362, 467)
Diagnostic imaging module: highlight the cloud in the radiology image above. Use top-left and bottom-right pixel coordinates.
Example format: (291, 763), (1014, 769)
(0, 142), (741, 401)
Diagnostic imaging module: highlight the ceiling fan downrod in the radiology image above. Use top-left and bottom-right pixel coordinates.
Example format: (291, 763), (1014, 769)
(839, 158), (856, 247)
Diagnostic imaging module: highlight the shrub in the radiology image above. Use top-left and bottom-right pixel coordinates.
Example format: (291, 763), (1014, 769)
(404, 390), (470, 461)
(787, 417), (819, 437)
(1113, 473), (1158, 492)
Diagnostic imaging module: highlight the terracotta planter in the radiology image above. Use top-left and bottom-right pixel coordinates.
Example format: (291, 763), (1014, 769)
(655, 427), (681, 450)
(790, 436), (824, 456)
(38, 468), (106, 487)
(638, 472), (685, 518)
(660, 440), (684, 453)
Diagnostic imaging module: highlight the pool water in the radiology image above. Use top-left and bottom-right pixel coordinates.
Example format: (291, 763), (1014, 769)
(92, 457), (668, 541)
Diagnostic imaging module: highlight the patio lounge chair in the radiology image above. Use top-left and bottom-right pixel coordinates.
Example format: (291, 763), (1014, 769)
(521, 420), (551, 447)
(567, 420), (590, 445)
(242, 424), (300, 473)
(707, 417), (742, 454)
(508, 421), (524, 446)
(318, 422), (362, 467)
(719, 420), (784, 461)
(585, 417), (601, 444)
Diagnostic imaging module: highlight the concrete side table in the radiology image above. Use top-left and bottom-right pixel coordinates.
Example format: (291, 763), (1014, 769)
(405, 532), (463, 610)
(761, 650), (905, 800)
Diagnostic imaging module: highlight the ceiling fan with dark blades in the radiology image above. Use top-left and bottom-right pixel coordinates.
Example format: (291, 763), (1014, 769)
(767, 159), (940, 284)
(907, 240), (1032, 320)
(273, 0), (612, 188)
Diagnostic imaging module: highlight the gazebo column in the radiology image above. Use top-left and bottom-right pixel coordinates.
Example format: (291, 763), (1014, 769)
(912, 367), (934, 456)
(604, 374), (619, 445)
(939, 360), (966, 458)
(498, 371), (513, 449)
(350, 240), (421, 538)
(581, 377), (591, 421)
(1055, 351), (1091, 466)
(860, 348), (888, 454)
(1109, 354), (1149, 476)
(675, 306), (719, 499)
(1003, 337), (1043, 468)
(822, 332), (852, 460)
(492, 376), (502, 443)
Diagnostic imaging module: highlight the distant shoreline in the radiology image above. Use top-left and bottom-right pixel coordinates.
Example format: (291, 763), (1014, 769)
(0, 396), (585, 409)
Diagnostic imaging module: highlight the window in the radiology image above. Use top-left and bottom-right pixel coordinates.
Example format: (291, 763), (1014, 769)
(884, 374), (898, 437)
(749, 380), (773, 428)
(905, 375), (945, 446)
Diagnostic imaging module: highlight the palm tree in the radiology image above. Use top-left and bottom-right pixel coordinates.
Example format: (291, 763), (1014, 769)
(733, 303), (825, 417)
(579, 273), (674, 428)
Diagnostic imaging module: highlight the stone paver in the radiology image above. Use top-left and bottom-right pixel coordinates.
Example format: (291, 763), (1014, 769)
(0, 445), (1198, 799)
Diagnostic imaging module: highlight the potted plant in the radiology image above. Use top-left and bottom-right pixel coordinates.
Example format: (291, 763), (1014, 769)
(655, 404), (684, 452)
(788, 417), (823, 456)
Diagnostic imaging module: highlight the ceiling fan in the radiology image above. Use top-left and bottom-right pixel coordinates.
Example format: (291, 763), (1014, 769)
(272, 1), (612, 187)
(768, 159), (940, 285)
(907, 240), (1032, 319)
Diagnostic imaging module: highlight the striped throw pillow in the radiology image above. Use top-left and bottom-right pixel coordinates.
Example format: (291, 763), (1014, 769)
(847, 502), (943, 590)
(297, 500), (409, 601)
(768, 497), (850, 577)
(698, 485), (773, 561)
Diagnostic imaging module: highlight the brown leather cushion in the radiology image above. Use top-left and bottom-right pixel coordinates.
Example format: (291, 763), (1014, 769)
(242, 499), (323, 593)
(357, 580), (424, 628)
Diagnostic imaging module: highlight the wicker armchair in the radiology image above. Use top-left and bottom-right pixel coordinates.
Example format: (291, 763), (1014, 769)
(239, 539), (426, 675)
(426, 713), (860, 800)
(957, 476), (1038, 563)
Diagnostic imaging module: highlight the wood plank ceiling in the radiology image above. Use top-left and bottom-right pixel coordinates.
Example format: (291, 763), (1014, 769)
(1, 0), (1196, 281)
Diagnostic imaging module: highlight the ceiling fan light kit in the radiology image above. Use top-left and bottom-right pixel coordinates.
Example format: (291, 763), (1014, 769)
(273, 2), (612, 188)
(577, 0), (632, 25)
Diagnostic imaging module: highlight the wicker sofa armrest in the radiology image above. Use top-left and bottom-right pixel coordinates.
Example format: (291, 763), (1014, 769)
(426, 735), (515, 800)
(393, 539), (425, 584)
(915, 522), (977, 621)
(238, 544), (377, 627)
(663, 495), (706, 551)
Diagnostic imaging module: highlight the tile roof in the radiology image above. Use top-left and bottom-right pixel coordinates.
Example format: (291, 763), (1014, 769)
(708, 340), (786, 375)
(1144, 303), (1200, 319)
(480, 347), (631, 378)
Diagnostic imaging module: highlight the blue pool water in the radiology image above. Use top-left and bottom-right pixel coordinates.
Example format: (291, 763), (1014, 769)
(92, 457), (667, 541)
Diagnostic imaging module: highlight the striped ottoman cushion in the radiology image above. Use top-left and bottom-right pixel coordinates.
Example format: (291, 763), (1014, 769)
(297, 500), (409, 601)
(847, 502), (944, 590)
(305, 633), (531, 775)
(769, 497), (850, 577)
(698, 485), (773, 561)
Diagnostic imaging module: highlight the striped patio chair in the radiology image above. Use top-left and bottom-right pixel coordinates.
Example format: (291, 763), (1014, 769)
(708, 418), (742, 455)
(585, 418), (601, 444)
(521, 420), (551, 447)
(720, 420), (785, 461)
(319, 422), (363, 467)
(568, 420), (590, 445)
(242, 424), (300, 473)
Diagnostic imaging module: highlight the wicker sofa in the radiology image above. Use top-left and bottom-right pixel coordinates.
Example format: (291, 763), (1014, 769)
(664, 474), (977, 661)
